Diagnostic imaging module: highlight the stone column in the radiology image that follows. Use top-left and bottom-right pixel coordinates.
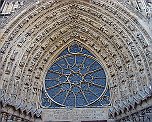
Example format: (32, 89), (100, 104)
(0, 112), (2, 122)
(17, 117), (22, 122)
(7, 114), (13, 122)
(1, 113), (7, 122)
(12, 116), (17, 122)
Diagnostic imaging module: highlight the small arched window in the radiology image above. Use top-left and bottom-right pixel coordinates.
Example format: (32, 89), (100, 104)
(41, 43), (110, 108)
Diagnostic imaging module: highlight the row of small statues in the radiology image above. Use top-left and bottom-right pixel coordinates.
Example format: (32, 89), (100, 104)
(0, 0), (24, 15)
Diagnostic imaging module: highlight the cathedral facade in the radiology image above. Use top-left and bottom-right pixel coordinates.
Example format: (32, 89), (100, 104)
(0, 0), (152, 122)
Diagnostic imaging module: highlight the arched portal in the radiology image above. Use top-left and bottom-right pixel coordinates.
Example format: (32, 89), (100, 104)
(0, 0), (152, 122)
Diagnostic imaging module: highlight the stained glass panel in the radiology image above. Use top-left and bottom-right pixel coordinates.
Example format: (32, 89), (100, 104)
(41, 43), (110, 108)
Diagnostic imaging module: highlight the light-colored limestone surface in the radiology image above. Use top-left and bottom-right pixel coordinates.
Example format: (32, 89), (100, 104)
(0, 0), (152, 122)
(43, 108), (109, 122)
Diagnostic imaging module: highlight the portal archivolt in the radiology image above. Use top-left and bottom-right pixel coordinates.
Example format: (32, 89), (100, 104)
(0, 0), (152, 119)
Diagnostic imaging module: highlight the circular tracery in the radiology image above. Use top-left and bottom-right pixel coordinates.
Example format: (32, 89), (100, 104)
(0, 0), (151, 117)
(44, 43), (109, 107)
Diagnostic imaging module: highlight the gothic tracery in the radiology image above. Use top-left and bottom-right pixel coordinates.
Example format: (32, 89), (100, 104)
(0, 0), (152, 122)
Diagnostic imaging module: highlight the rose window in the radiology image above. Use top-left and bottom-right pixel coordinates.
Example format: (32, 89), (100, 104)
(41, 43), (110, 108)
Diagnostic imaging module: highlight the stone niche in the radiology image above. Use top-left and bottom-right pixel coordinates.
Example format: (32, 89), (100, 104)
(42, 107), (112, 122)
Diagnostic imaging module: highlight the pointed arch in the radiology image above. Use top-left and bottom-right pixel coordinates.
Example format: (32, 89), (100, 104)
(0, 0), (151, 120)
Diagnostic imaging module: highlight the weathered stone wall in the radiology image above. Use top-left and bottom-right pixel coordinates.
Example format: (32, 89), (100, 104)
(0, 0), (152, 121)
(43, 108), (109, 122)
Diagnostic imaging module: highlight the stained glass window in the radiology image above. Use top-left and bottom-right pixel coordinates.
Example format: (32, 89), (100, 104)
(41, 43), (110, 108)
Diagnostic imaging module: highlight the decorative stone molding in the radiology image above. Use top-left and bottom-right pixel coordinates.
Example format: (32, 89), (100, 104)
(115, 106), (152, 122)
(0, 89), (42, 120)
(117, 0), (152, 21)
(109, 86), (152, 118)
(0, 0), (152, 121)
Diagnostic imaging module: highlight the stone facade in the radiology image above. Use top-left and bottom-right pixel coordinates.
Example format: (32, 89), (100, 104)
(0, 0), (152, 122)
